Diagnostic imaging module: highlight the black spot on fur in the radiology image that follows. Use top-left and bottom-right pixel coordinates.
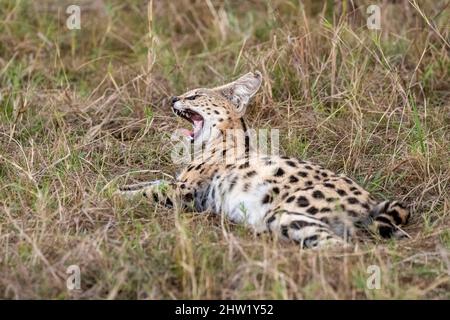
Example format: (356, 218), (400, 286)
(245, 170), (257, 178)
(229, 177), (238, 192)
(262, 194), (273, 204)
(306, 207), (319, 215)
(289, 175), (299, 183)
(320, 217), (330, 224)
(320, 208), (331, 212)
(312, 190), (325, 199)
(388, 209), (403, 225)
(305, 165), (313, 170)
(297, 171), (308, 177)
(378, 225), (393, 238)
(337, 189), (347, 196)
(239, 163), (250, 169)
(344, 178), (353, 185)
(266, 215), (276, 225)
(286, 160), (297, 167)
(324, 183), (335, 188)
(297, 196), (309, 207)
(272, 187), (280, 194)
(281, 225), (289, 238)
(286, 195), (295, 203)
(274, 168), (285, 177)
(321, 172), (328, 178)
(347, 197), (359, 204)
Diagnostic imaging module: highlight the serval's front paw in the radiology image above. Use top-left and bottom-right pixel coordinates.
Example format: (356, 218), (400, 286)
(114, 180), (162, 199)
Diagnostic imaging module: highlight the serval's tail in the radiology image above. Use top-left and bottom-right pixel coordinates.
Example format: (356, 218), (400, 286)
(370, 200), (410, 238)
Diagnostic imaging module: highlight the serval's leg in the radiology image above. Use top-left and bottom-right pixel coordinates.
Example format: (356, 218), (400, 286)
(116, 180), (178, 208)
(265, 209), (349, 249)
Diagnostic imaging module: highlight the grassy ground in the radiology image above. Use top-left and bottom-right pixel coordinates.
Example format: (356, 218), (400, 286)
(0, 0), (449, 299)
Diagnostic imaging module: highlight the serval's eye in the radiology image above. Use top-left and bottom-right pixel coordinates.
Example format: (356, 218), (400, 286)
(185, 94), (200, 101)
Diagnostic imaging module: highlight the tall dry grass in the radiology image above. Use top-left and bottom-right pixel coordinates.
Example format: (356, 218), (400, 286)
(0, 0), (449, 299)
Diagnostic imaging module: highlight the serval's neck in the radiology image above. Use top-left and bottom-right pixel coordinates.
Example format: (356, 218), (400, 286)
(192, 117), (257, 164)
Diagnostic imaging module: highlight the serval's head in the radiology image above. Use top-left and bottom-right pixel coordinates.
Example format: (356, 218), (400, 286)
(170, 71), (262, 146)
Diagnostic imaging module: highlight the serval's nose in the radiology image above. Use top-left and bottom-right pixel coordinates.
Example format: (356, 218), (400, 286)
(170, 96), (180, 106)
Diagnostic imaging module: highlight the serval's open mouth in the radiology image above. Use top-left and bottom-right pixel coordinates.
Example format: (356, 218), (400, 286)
(172, 107), (204, 140)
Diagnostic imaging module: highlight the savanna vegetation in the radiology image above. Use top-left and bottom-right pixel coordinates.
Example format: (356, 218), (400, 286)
(0, 0), (449, 299)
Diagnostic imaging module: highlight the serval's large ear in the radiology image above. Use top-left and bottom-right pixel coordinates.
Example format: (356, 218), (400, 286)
(212, 71), (262, 115)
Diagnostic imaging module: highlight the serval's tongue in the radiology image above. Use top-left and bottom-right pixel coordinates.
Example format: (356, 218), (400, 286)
(180, 128), (193, 138)
(192, 119), (203, 138)
(193, 119), (203, 127)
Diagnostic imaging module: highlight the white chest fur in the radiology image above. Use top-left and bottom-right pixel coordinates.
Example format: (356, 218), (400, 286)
(205, 170), (272, 232)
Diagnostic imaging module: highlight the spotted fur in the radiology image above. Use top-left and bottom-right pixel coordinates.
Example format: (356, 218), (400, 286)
(117, 71), (410, 248)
